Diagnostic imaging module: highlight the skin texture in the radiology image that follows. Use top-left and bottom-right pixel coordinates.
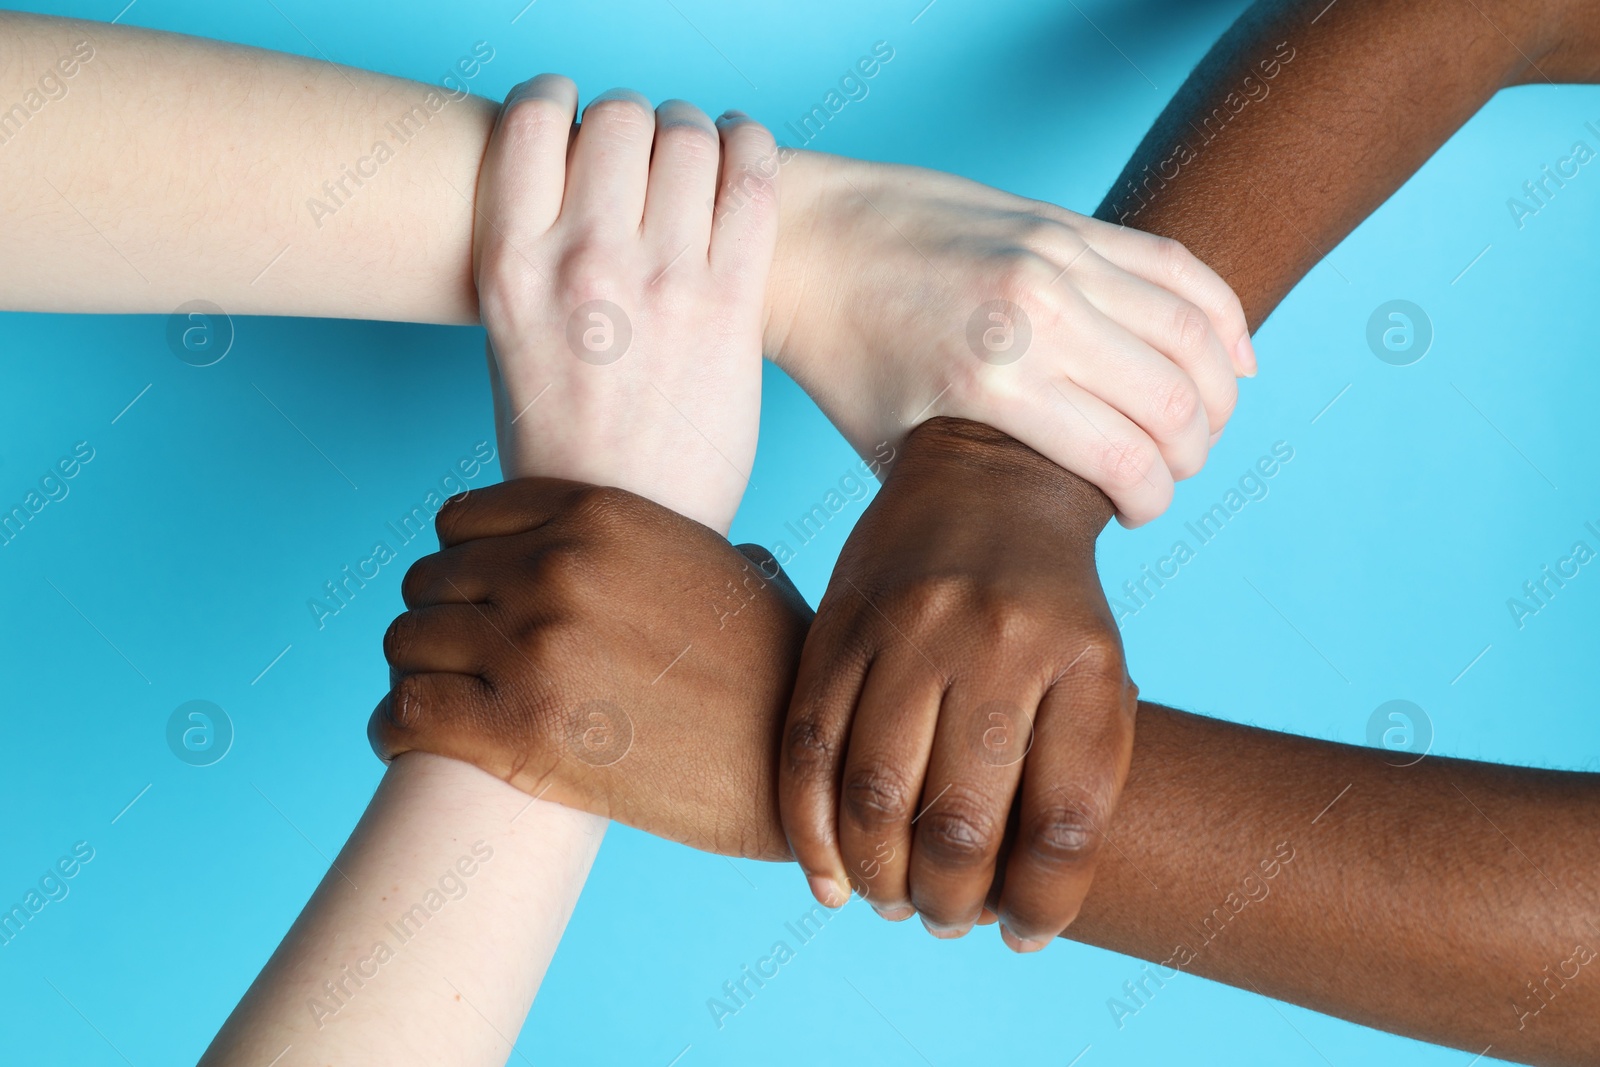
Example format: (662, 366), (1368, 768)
(368, 461), (1600, 1065)
(471, 76), (779, 529)
(368, 1), (1600, 1060)
(370, 478), (811, 860)
(762, 156), (1254, 523)
(199, 753), (603, 1067)
(1094, 0), (1598, 329)
(204, 81), (778, 1065)
(778, 418), (1136, 953)
(0, 11), (1251, 521)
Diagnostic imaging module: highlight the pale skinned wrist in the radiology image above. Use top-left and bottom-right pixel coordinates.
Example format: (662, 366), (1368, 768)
(762, 148), (837, 372)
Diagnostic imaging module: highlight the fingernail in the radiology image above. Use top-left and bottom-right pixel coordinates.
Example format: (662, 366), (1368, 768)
(977, 906), (999, 926)
(1235, 334), (1258, 378)
(921, 917), (969, 940)
(872, 903), (916, 922)
(717, 108), (750, 124)
(1000, 924), (1049, 954)
(808, 876), (848, 908)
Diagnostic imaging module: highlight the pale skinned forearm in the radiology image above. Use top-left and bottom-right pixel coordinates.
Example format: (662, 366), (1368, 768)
(198, 754), (604, 1066)
(0, 12), (827, 334)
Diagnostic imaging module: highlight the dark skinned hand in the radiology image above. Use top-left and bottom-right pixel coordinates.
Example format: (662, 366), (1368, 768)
(369, 419), (1135, 957)
(367, 476), (811, 861)
(780, 416), (1136, 953)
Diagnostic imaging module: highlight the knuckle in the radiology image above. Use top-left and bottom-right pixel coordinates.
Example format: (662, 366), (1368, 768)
(498, 93), (573, 148)
(564, 483), (640, 534)
(726, 116), (778, 154)
(432, 490), (478, 545)
(1020, 214), (1087, 260)
(1154, 235), (1200, 289)
(1171, 302), (1212, 361)
(1065, 635), (1128, 688)
(400, 556), (438, 607)
(809, 602), (878, 665)
(382, 612), (414, 665)
(1023, 801), (1103, 869)
(478, 243), (544, 322)
(901, 573), (978, 621)
(555, 244), (628, 310)
(390, 673), (433, 728)
(583, 94), (654, 134)
(1168, 450), (1204, 483)
(1151, 377), (1201, 439)
(918, 794), (1001, 869)
(1093, 437), (1159, 494)
(993, 251), (1051, 310)
(842, 764), (917, 830)
(973, 595), (1033, 647)
(655, 118), (719, 162)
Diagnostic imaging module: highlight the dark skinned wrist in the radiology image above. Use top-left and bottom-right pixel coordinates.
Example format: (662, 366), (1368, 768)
(903, 416), (1115, 542)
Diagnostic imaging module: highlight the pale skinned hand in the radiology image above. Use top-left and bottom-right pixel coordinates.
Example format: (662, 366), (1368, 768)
(473, 75), (778, 528)
(779, 416), (1137, 953)
(770, 152), (1254, 526)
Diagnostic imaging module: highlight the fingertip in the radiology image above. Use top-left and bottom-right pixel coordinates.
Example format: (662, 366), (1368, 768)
(367, 693), (399, 763)
(808, 874), (850, 909)
(999, 924), (1050, 954)
(1234, 333), (1258, 378)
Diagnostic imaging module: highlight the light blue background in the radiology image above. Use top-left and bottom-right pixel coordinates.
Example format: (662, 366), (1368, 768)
(2, 0), (1596, 1064)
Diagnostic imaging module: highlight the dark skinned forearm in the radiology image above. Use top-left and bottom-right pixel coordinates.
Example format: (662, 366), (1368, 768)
(1094, 0), (1597, 328)
(1076, 704), (1599, 1063)
(1053, 1), (1600, 1061)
